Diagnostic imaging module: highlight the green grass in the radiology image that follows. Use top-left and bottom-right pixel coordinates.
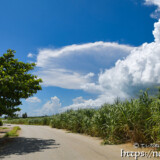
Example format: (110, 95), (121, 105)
(5, 117), (52, 126)
(5, 88), (160, 145)
(4, 126), (21, 137)
(0, 127), (8, 129)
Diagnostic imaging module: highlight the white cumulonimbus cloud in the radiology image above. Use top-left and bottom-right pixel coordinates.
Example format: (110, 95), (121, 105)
(33, 0), (160, 112)
(36, 42), (133, 89)
(62, 19), (160, 111)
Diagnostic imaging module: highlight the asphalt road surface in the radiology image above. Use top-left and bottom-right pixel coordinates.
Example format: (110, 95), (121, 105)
(0, 125), (148, 160)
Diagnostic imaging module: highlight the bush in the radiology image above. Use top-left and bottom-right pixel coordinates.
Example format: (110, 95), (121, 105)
(0, 119), (3, 126)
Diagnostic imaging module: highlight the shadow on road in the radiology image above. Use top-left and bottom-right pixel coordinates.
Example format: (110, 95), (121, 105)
(0, 137), (60, 158)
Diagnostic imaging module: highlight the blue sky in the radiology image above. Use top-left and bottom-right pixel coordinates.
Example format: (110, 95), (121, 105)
(0, 0), (160, 116)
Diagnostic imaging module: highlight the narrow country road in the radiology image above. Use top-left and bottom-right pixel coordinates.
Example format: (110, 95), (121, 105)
(0, 125), (147, 160)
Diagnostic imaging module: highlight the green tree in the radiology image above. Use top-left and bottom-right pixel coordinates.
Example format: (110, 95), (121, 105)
(22, 112), (28, 118)
(0, 49), (42, 116)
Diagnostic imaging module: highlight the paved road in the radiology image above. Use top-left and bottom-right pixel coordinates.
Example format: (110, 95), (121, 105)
(0, 125), (145, 160)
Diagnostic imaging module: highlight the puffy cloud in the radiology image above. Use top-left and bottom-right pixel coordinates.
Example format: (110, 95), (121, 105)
(38, 96), (61, 116)
(61, 19), (160, 111)
(153, 20), (160, 42)
(26, 97), (41, 103)
(99, 20), (160, 91)
(27, 53), (34, 58)
(81, 83), (104, 94)
(61, 90), (128, 112)
(36, 42), (133, 89)
(145, 0), (160, 19)
(145, 0), (160, 7)
(36, 19), (160, 112)
(35, 1), (160, 112)
(72, 97), (85, 104)
(61, 93), (125, 112)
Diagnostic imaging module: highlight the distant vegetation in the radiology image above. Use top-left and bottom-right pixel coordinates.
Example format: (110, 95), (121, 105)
(5, 88), (160, 144)
(22, 113), (28, 118)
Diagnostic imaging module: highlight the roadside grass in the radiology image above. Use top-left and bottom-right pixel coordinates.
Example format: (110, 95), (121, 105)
(0, 127), (8, 129)
(4, 126), (21, 137)
(5, 88), (160, 145)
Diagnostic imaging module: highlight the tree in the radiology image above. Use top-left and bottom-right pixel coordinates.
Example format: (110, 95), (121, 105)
(22, 112), (28, 118)
(0, 49), (42, 116)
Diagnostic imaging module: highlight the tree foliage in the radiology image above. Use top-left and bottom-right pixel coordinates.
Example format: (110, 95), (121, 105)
(22, 112), (28, 118)
(0, 49), (42, 116)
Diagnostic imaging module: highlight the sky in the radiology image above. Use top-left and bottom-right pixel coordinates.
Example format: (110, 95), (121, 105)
(0, 0), (160, 116)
